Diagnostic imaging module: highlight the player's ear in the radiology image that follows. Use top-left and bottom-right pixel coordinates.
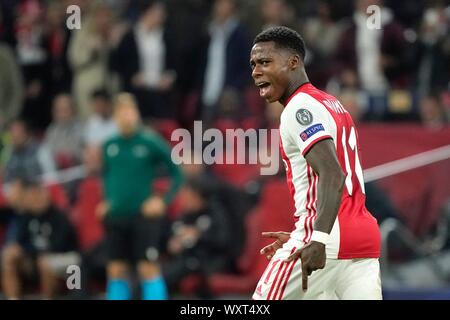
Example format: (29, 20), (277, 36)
(289, 54), (301, 70)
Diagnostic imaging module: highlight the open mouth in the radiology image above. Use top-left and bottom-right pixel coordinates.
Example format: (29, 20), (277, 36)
(256, 82), (271, 97)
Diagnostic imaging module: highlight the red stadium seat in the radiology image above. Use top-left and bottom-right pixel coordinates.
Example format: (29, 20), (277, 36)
(258, 179), (296, 232)
(207, 208), (268, 296)
(47, 183), (70, 211)
(214, 118), (240, 134)
(178, 274), (203, 296)
(212, 162), (261, 188)
(0, 187), (7, 209)
(244, 86), (265, 115)
(152, 119), (179, 145)
(71, 177), (104, 251)
(241, 116), (262, 130)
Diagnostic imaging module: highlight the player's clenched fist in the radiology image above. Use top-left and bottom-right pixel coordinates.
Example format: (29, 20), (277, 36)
(260, 231), (291, 260)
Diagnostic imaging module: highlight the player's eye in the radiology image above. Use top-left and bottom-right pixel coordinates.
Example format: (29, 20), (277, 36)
(262, 60), (269, 66)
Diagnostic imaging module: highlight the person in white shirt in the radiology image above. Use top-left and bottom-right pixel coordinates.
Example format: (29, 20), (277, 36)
(111, 1), (177, 120)
(84, 89), (118, 147)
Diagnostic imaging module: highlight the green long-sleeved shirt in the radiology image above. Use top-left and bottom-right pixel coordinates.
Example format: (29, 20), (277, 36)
(102, 128), (183, 217)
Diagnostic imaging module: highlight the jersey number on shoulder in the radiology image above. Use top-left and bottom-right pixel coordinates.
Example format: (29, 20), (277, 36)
(341, 126), (365, 196)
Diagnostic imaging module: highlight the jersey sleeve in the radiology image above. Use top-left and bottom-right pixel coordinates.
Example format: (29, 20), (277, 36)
(281, 95), (333, 156)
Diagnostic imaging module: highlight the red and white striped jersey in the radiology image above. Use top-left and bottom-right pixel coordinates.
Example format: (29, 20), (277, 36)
(279, 83), (380, 259)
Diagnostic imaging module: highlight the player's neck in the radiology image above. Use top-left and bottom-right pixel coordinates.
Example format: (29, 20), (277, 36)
(280, 72), (310, 107)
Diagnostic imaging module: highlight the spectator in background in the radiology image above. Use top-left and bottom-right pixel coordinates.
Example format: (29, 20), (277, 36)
(84, 89), (118, 148)
(111, 0), (177, 120)
(1, 179), (79, 299)
(414, 5), (450, 99)
(442, 90), (450, 121)
(198, 0), (251, 126)
(419, 92), (449, 130)
(0, 42), (24, 131)
(161, 0), (210, 127)
(259, 0), (297, 32)
(333, 0), (409, 120)
(0, 0), (17, 46)
(43, 94), (84, 170)
(1, 119), (55, 184)
(302, 0), (345, 89)
(68, 1), (115, 119)
(15, 0), (51, 130)
(97, 93), (183, 300)
(67, 145), (107, 299)
(180, 151), (251, 270)
(215, 86), (243, 121)
(43, 0), (73, 96)
(0, 179), (27, 251)
(337, 89), (364, 123)
(162, 176), (233, 296)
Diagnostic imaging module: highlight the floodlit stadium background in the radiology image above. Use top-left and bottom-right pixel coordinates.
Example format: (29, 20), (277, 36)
(0, 0), (449, 299)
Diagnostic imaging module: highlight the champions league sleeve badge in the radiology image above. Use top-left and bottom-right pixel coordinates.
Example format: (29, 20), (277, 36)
(296, 109), (313, 126)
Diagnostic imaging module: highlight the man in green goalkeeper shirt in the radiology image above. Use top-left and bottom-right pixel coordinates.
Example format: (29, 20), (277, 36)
(98, 93), (183, 300)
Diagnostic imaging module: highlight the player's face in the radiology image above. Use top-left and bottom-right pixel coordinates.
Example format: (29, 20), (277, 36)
(250, 41), (291, 103)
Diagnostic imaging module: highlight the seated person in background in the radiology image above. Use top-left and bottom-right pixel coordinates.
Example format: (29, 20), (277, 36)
(1, 179), (79, 299)
(1, 119), (55, 184)
(181, 152), (251, 266)
(84, 89), (118, 148)
(162, 176), (233, 295)
(43, 94), (84, 170)
(0, 178), (27, 250)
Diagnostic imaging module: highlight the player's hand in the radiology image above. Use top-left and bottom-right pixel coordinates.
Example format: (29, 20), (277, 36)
(285, 241), (326, 292)
(95, 201), (109, 220)
(141, 196), (166, 218)
(260, 231), (291, 260)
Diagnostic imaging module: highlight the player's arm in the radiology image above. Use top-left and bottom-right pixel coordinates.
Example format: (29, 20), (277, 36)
(286, 138), (345, 291)
(304, 138), (345, 236)
(282, 98), (344, 234)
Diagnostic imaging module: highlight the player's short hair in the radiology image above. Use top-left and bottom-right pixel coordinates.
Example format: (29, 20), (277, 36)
(253, 26), (306, 60)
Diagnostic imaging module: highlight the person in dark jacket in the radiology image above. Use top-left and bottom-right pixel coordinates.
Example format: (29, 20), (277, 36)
(162, 176), (234, 296)
(1, 179), (79, 299)
(195, 0), (252, 125)
(110, 0), (177, 120)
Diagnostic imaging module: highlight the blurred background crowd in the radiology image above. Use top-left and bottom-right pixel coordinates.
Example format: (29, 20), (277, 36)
(0, 0), (449, 299)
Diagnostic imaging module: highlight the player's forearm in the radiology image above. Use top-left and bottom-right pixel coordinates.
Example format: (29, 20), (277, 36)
(313, 171), (345, 235)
